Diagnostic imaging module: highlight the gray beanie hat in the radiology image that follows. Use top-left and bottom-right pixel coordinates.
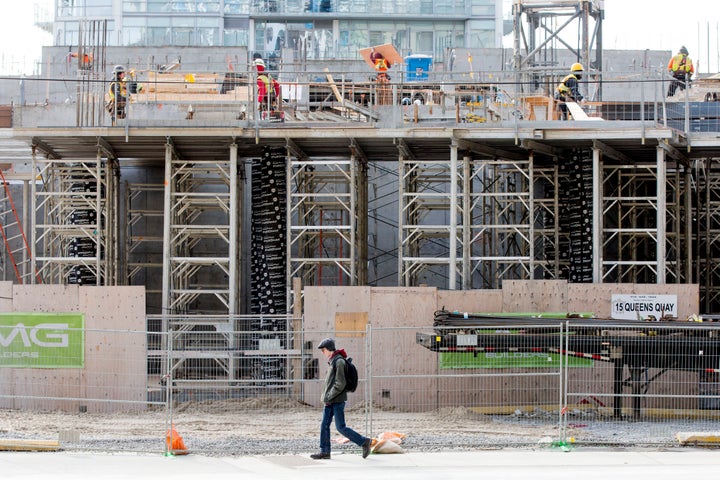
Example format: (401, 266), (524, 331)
(318, 338), (336, 351)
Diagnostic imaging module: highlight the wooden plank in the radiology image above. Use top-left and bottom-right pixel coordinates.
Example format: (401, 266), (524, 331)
(0, 439), (61, 451)
(566, 101), (603, 121)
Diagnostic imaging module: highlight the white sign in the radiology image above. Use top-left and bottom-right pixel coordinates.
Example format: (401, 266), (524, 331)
(611, 294), (678, 320)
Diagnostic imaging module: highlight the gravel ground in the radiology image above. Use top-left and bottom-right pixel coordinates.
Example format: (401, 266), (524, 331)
(1, 399), (718, 455)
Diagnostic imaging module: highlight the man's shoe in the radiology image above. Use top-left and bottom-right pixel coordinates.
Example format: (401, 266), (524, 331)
(361, 438), (371, 459)
(310, 452), (331, 460)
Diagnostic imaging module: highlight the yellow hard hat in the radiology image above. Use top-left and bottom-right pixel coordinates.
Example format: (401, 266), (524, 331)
(570, 62), (584, 72)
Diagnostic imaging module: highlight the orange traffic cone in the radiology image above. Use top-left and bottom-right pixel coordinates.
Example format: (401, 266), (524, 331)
(165, 424), (188, 455)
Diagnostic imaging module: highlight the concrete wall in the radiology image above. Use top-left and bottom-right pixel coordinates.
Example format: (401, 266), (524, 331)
(0, 283), (146, 413)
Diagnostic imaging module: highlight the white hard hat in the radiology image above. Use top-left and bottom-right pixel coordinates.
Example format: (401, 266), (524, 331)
(253, 58), (265, 67)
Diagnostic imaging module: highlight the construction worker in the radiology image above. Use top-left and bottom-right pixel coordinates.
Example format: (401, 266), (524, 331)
(106, 65), (127, 125)
(370, 49), (390, 80)
(370, 49), (392, 105)
(667, 46), (694, 97)
(555, 62), (584, 120)
(254, 58), (280, 111)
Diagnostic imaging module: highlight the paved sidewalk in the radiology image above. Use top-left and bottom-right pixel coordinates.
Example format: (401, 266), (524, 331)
(5, 448), (720, 480)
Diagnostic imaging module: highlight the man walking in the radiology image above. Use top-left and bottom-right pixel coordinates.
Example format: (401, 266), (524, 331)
(310, 338), (371, 460)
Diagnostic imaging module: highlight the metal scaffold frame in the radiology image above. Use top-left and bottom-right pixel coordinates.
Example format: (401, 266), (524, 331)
(599, 147), (687, 286)
(696, 158), (720, 312)
(160, 142), (239, 315)
(512, 0), (603, 98)
(468, 155), (534, 289)
(397, 143), (542, 290)
(126, 182), (164, 312)
(398, 144), (461, 288)
(533, 159), (568, 280)
(287, 151), (360, 287)
(158, 142), (240, 382)
(30, 151), (117, 285)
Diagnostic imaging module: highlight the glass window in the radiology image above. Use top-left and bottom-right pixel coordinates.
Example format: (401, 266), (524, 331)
(123, 0), (146, 12)
(58, 0), (76, 17)
(173, 28), (194, 46)
(124, 27), (145, 46)
(223, 29), (248, 46)
(199, 1), (221, 12)
(197, 18), (219, 46)
(147, 17), (170, 45)
(147, 27), (170, 45)
(84, 0), (114, 16)
(147, 0), (170, 12)
(224, 0), (250, 13)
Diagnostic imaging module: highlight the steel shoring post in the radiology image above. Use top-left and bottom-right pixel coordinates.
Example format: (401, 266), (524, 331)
(528, 153), (535, 278)
(95, 150), (102, 285)
(161, 143), (173, 382)
(684, 167), (693, 282)
(657, 146), (667, 283)
(229, 144), (238, 383)
(592, 147), (603, 282)
(229, 144), (238, 314)
(397, 154), (404, 286)
(462, 155), (471, 289)
(449, 143), (458, 290)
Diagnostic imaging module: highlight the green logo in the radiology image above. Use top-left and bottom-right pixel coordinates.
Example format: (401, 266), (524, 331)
(0, 313), (85, 368)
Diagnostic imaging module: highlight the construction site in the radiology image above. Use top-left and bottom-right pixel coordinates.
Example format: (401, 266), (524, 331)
(1, 1), (720, 452)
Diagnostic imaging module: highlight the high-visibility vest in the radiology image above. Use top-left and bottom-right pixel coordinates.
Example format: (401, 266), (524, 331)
(556, 73), (578, 98)
(668, 54), (694, 76)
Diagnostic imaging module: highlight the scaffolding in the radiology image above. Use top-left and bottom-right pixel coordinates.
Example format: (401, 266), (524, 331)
(126, 182), (164, 313)
(287, 149), (361, 287)
(512, 0), (604, 98)
(31, 152), (117, 285)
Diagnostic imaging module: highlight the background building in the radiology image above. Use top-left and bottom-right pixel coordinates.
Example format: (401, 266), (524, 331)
(52, 0), (504, 66)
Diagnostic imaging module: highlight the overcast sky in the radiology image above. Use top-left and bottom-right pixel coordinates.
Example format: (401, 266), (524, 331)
(0, 0), (717, 75)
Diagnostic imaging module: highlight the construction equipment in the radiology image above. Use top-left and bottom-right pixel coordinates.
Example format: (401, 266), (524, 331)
(417, 310), (720, 419)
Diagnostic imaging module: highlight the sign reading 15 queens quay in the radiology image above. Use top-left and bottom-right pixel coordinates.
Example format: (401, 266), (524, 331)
(0, 313), (85, 368)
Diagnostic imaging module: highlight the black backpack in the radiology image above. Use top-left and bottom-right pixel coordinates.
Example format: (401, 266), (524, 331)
(344, 357), (359, 393)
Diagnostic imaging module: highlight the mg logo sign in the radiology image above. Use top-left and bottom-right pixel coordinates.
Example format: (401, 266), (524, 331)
(0, 314), (84, 368)
(0, 323), (70, 348)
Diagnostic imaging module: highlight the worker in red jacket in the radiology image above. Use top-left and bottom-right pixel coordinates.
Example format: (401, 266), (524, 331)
(254, 58), (280, 110)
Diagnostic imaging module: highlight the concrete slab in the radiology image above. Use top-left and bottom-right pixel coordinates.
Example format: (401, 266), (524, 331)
(4, 448), (720, 480)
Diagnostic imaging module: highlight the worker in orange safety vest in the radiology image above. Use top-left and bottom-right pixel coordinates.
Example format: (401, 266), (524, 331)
(666, 46), (694, 97)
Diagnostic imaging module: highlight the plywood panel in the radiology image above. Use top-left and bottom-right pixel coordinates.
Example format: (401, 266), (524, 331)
(79, 286), (146, 407)
(1, 285), (146, 412)
(437, 289), (502, 314)
(0, 281), (13, 312)
(567, 283), (699, 319)
(13, 284), (80, 312)
(369, 287), (439, 411)
(303, 286), (372, 407)
(502, 280), (569, 313)
(335, 312), (368, 338)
